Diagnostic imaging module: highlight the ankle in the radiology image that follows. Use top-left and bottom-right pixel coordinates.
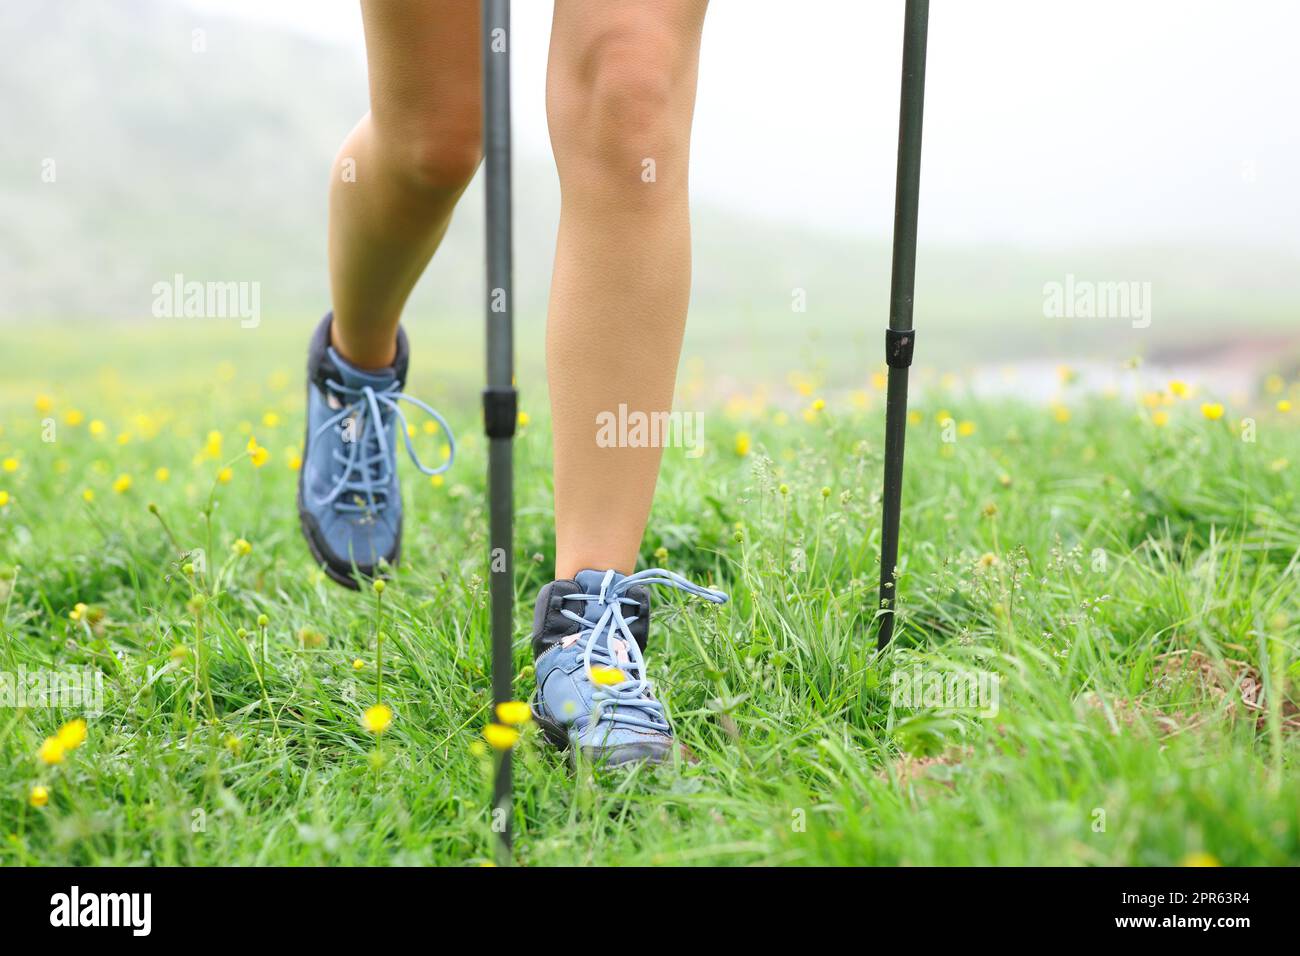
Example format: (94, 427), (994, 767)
(329, 315), (398, 370)
(554, 560), (635, 581)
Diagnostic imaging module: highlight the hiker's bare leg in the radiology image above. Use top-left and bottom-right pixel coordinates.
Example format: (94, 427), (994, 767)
(546, 0), (708, 577)
(328, 0), (481, 369)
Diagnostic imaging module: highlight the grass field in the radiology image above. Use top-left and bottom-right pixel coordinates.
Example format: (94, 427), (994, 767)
(1, 322), (1298, 866)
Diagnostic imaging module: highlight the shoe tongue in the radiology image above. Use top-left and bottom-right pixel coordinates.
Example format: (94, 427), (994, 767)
(329, 346), (398, 391)
(573, 569), (628, 624)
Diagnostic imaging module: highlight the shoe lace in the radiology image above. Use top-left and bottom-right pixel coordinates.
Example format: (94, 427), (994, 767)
(309, 347), (455, 513)
(559, 569), (728, 734)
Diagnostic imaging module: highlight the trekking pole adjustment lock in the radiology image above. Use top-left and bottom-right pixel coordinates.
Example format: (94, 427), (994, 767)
(885, 328), (916, 368)
(482, 387), (518, 439)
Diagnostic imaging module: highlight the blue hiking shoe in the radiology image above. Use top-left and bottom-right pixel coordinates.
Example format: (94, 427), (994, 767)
(530, 568), (728, 767)
(297, 313), (454, 589)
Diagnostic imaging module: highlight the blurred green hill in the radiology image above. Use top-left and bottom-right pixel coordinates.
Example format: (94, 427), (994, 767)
(2, 0), (1297, 379)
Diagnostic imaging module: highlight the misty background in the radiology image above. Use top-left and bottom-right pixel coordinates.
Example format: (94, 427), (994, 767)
(2, 0), (1298, 395)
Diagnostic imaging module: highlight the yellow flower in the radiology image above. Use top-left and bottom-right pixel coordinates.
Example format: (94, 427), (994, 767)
(217, 466), (233, 484)
(734, 431), (752, 457)
(352, 658), (366, 671)
(1057, 365), (1077, 385)
(483, 723), (520, 750)
(116, 432), (132, 445)
(1, 457), (18, 473)
(362, 703), (393, 734)
(811, 397), (826, 412)
(907, 410), (923, 426)
(1278, 400), (1292, 413)
(1141, 391), (1163, 409)
(0, 491), (9, 508)
(1264, 373), (1284, 394)
(224, 734), (243, 756)
(1180, 851), (1220, 867)
(232, 538), (252, 556)
(1200, 402), (1224, 421)
(469, 740), (488, 758)
(935, 409), (952, 425)
(82, 489), (95, 502)
(372, 579), (386, 595)
(133, 413), (160, 439)
(589, 665), (626, 686)
(978, 552), (998, 568)
(56, 718), (87, 750)
(430, 473), (444, 488)
(287, 449), (302, 470)
(29, 785), (50, 808)
(957, 420), (976, 437)
(422, 420), (438, 435)
(871, 371), (887, 390)
(653, 545), (669, 561)
(440, 443), (451, 462)
(64, 409), (85, 426)
(262, 411), (281, 428)
(170, 644), (189, 660)
(35, 394), (53, 413)
(247, 436), (270, 468)
(204, 430), (223, 459)
(37, 736), (66, 765)
(155, 467), (171, 482)
(112, 474), (132, 494)
(69, 602), (87, 621)
(1151, 410), (1169, 427)
(495, 701), (532, 726)
(91, 419), (110, 437)
(517, 411), (531, 428)
(1168, 380), (1189, 398)
(1051, 404), (1071, 424)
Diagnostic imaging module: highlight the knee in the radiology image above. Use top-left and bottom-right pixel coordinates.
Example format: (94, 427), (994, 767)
(369, 105), (482, 194)
(399, 132), (482, 193)
(549, 25), (688, 184)
(587, 42), (677, 162)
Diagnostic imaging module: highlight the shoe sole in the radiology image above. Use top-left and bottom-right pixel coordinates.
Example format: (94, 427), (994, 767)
(529, 693), (678, 768)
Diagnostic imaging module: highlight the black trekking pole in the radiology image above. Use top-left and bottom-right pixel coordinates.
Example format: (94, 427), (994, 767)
(877, 0), (929, 649)
(481, 0), (517, 861)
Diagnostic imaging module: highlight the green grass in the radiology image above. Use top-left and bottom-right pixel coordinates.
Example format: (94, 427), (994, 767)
(1, 322), (1298, 866)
